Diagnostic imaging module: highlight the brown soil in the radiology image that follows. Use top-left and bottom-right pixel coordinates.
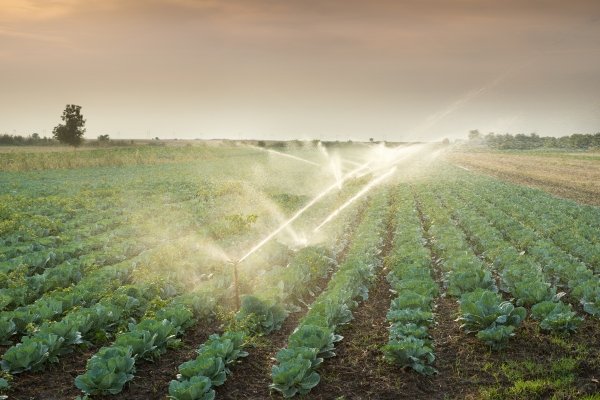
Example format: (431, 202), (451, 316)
(6, 319), (223, 400)
(307, 269), (429, 400)
(6, 291), (600, 400)
(5, 180), (600, 399)
(442, 151), (600, 207)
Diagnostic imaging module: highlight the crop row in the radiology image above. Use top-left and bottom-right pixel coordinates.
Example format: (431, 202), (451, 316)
(0, 182), (244, 313)
(0, 215), (128, 275)
(270, 188), (391, 397)
(0, 192), (125, 248)
(0, 235), (219, 350)
(381, 184), (437, 374)
(433, 183), (584, 335)
(413, 184), (527, 350)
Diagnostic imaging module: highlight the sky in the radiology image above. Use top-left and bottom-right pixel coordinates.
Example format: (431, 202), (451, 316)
(1, 0), (599, 142)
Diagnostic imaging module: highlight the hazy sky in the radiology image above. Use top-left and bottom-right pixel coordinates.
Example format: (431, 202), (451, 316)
(1, 0), (599, 141)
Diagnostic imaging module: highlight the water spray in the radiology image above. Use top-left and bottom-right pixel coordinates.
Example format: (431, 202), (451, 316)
(225, 142), (428, 309)
(314, 166), (397, 232)
(237, 162), (369, 263)
(222, 160), (371, 310)
(267, 149), (321, 166)
(248, 144), (321, 166)
(342, 159), (364, 167)
(330, 159), (343, 191)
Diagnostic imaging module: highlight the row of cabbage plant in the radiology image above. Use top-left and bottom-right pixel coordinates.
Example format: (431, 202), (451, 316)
(0, 236), (146, 312)
(381, 185), (437, 375)
(475, 172), (600, 243)
(0, 230), (119, 280)
(0, 209), (126, 261)
(73, 199), (363, 398)
(75, 303), (197, 395)
(413, 185), (496, 297)
(1, 281), (168, 374)
(0, 257), (136, 346)
(0, 192), (122, 250)
(0, 234), (238, 375)
(168, 246), (334, 400)
(0, 193), (212, 307)
(0, 202), (135, 269)
(413, 184), (525, 350)
(270, 188), (391, 397)
(0, 235), (205, 345)
(73, 260), (265, 397)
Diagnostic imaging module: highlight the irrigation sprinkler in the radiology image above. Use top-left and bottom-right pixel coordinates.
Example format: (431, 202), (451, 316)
(225, 260), (242, 312)
(223, 145), (424, 315)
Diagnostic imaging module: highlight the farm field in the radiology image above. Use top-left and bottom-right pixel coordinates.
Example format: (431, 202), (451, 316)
(442, 150), (600, 207)
(1, 143), (600, 400)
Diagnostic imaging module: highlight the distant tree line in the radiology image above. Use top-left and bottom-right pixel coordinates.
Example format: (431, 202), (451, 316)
(0, 133), (136, 148)
(468, 130), (600, 150)
(0, 133), (59, 146)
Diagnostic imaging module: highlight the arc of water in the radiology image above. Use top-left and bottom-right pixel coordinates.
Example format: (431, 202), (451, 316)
(313, 167), (397, 233)
(266, 149), (320, 166)
(331, 159), (343, 190)
(238, 162), (370, 263)
(238, 143), (429, 263)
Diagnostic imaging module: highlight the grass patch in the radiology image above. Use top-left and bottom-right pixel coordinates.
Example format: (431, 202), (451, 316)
(481, 356), (579, 399)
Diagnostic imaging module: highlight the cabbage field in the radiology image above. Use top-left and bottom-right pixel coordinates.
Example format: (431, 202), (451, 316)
(1, 143), (600, 399)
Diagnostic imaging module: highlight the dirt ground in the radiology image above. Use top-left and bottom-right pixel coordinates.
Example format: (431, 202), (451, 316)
(441, 151), (600, 207)
(4, 149), (600, 399)
(8, 284), (597, 400)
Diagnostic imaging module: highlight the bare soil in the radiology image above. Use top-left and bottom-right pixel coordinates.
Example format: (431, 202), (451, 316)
(5, 160), (600, 399)
(6, 276), (600, 399)
(5, 319), (223, 400)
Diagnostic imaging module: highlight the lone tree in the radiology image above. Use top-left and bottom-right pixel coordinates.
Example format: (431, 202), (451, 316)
(468, 129), (481, 140)
(53, 104), (86, 149)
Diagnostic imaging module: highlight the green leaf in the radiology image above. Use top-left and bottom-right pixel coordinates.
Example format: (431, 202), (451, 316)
(168, 376), (214, 400)
(178, 357), (226, 386)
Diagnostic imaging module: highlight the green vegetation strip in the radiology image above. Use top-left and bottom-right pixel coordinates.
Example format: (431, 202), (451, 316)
(1, 281), (167, 374)
(0, 236), (207, 345)
(168, 246), (333, 400)
(380, 184), (437, 374)
(455, 167), (600, 257)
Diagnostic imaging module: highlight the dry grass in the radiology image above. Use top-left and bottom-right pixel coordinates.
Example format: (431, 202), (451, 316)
(0, 146), (97, 154)
(0, 142), (229, 172)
